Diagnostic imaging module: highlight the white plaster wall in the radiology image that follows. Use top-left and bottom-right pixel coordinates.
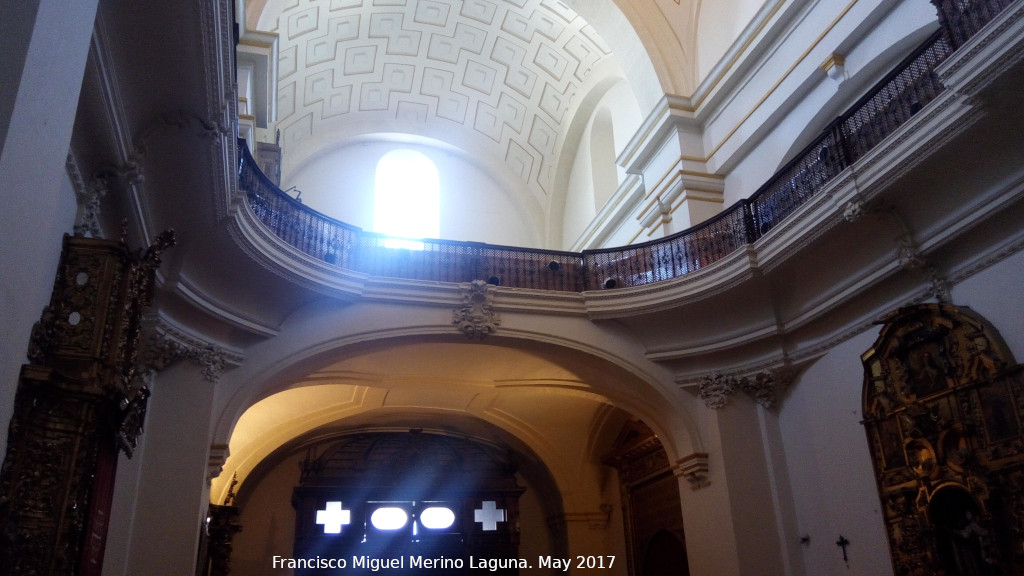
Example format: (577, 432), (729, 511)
(718, 3), (938, 203)
(232, 451), (304, 576)
(284, 141), (541, 247)
(591, 108), (619, 211)
(0, 0), (94, 460)
(560, 78), (642, 251)
(702, 0), (934, 175)
(779, 329), (893, 576)
(123, 363), (218, 575)
(696, 0), (765, 83)
(950, 249), (1024, 360)
(718, 398), (788, 576)
(563, 124), (598, 249)
(560, 0), (664, 112)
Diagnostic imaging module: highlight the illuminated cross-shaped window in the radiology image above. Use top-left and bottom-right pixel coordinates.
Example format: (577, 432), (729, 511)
(474, 500), (505, 531)
(316, 501), (352, 534)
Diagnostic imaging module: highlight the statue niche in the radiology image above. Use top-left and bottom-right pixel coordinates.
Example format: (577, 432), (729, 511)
(862, 304), (1024, 575)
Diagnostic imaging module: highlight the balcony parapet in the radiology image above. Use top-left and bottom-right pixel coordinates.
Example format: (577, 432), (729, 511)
(237, 5), (1010, 294)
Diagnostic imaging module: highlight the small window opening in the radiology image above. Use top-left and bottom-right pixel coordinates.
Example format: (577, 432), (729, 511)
(420, 506), (456, 529)
(374, 149), (440, 250)
(370, 506), (409, 530)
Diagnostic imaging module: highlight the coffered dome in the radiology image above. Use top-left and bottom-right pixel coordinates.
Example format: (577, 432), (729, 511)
(252, 0), (639, 247)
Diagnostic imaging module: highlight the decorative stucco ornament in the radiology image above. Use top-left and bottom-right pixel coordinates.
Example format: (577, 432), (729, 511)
(453, 280), (500, 340)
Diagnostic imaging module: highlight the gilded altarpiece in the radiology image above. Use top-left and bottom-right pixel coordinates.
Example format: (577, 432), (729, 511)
(0, 233), (172, 576)
(863, 304), (1024, 576)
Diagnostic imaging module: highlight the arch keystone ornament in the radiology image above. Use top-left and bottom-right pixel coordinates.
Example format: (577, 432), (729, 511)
(862, 304), (1024, 575)
(453, 279), (500, 339)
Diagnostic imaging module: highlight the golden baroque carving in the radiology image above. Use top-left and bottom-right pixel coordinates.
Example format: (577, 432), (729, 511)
(863, 304), (1024, 575)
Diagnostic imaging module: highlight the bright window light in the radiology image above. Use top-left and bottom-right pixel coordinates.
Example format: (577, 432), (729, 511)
(315, 501), (352, 534)
(370, 507), (409, 530)
(374, 149), (440, 250)
(420, 507), (456, 529)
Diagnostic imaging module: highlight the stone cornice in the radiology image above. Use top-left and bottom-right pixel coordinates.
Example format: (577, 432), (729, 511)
(618, 94), (701, 175)
(674, 452), (710, 490)
(200, 0), (240, 221)
(173, 274), (281, 339)
(91, 11), (135, 165)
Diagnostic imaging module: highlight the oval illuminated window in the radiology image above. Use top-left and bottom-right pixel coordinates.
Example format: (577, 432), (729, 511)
(370, 507), (408, 530)
(420, 507), (456, 529)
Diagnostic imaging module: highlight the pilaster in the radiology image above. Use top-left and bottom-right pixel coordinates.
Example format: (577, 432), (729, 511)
(619, 96), (724, 241)
(678, 395), (794, 576)
(123, 361), (218, 576)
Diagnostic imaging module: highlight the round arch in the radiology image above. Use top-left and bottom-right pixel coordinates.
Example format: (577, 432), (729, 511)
(208, 302), (703, 510)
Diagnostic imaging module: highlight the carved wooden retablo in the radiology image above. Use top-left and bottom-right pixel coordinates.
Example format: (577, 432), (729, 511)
(863, 304), (1024, 576)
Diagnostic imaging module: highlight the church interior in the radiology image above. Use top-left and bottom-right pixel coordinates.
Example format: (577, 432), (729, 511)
(2, 0), (1024, 575)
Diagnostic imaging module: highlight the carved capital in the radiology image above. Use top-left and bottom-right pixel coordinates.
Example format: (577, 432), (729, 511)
(927, 266), (952, 304)
(699, 368), (793, 409)
(137, 318), (242, 383)
(897, 233), (924, 269)
(698, 373), (736, 409)
(453, 279), (500, 340)
(675, 452), (710, 490)
(73, 173), (111, 239)
(740, 370), (786, 409)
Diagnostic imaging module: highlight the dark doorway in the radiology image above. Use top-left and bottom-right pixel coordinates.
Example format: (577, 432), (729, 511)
(641, 529), (688, 576)
(928, 487), (993, 576)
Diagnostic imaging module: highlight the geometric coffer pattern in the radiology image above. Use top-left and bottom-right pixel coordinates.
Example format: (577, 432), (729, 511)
(269, 0), (613, 205)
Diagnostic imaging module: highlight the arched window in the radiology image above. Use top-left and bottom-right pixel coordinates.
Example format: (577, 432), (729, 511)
(374, 149), (440, 249)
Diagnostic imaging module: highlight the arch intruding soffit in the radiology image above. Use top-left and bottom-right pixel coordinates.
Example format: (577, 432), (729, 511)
(605, 0), (698, 96)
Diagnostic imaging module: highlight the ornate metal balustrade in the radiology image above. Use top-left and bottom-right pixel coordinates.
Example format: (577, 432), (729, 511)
(932, 0), (1015, 49)
(237, 0), (1005, 293)
(241, 155), (585, 290)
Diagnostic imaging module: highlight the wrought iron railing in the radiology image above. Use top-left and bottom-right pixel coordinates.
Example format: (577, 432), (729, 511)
(240, 153), (587, 290)
(237, 0), (1005, 292)
(932, 0), (1015, 49)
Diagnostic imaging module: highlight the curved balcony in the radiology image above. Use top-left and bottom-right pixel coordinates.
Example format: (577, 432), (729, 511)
(238, 28), (957, 293)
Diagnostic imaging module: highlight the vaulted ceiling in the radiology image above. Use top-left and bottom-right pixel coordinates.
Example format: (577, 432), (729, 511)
(257, 0), (624, 219)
